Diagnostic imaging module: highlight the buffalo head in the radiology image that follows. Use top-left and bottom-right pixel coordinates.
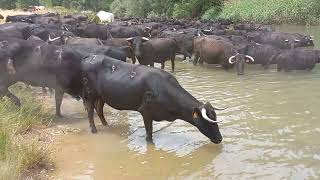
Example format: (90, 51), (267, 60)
(192, 102), (224, 144)
(229, 53), (254, 75)
(126, 37), (150, 59)
(143, 26), (152, 38)
(293, 35), (314, 48)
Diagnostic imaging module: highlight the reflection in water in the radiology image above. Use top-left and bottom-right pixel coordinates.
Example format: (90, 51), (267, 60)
(51, 26), (320, 180)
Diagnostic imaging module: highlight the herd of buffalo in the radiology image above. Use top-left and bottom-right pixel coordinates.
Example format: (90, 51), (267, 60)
(0, 12), (318, 144)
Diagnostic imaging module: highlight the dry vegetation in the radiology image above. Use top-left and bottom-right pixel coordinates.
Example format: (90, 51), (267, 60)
(0, 85), (56, 180)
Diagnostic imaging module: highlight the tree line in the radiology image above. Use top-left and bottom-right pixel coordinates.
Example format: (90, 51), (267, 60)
(0, 0), (224, 19)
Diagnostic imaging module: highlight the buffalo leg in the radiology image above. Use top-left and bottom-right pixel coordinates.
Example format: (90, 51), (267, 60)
(149, 62), (154, 67)
(142, 114), (153, 144)
(193, 53), (199, 65)
(171, 58), (175, 72)
(55, 88), (64, 117)
(0, 80), (20, 106)
(86, 98), (97, 133)
(95, 98), (108, 126)
(161, 62), (165, 70)
(42, 87), (47, 94)
(6, 91), (21, 106)
(49, 88), (54, 95)
(0, 88), (21, 106)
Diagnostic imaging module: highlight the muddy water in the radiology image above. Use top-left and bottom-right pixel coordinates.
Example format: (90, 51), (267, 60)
(51, 26), (320, 180)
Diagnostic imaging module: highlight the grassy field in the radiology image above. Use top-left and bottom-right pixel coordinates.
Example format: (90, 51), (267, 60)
(0, 85), (54, 179)
(220, 0), (320, 25)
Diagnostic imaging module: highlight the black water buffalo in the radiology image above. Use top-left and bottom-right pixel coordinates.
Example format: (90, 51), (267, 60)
(6, 14), (60, 25)
(193, 37), (254, 75)
(109, 26), (151, 38)
(245, 42), (281, 68)
(64, 14), (88, 22)
(126, 37), (177, 71)
(159, 30), (198, 60)
(276, 49), (320, 71)
(234, 23), (274, 32)
(292, 33), (314, 48)
(6, 14), (36, 23)
(48, 35), (103, 46)
(22, 24), (75, 41)
(0, 39), (83, 116)
(81, 54), (224, 144)
(249, 31), (312, 49)
(63, 44), (133, 63)
(75, 23), (111, 40)
(0, 22), (32, 39)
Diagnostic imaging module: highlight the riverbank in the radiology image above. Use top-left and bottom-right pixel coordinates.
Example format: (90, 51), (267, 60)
(219, 0), (320, 25)
(0, 85), (60, 179)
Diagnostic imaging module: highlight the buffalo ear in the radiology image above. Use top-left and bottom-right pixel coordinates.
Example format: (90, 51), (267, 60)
(192, 107), (201, 119)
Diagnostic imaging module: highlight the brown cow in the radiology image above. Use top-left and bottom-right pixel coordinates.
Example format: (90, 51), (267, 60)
(193, 37), (254, 75)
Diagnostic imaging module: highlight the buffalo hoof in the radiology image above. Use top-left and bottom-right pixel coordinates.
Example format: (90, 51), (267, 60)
(55, 114), (64, 119)
(91, 127), (98, 133)
(14, 101), (21, 107)
(101, 121), (108, 126)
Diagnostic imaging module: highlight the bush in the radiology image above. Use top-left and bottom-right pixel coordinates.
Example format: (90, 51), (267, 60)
(110, 0), (223, 19)
(202, 6), (222, 20)
(220, 0), (320, 25)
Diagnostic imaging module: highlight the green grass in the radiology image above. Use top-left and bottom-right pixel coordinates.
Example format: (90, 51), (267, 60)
(0, 85), (53, 179)
(219, 0), (320, 25)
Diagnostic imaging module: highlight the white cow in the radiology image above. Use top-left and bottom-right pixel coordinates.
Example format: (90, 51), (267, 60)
(97, 11), (114, 23)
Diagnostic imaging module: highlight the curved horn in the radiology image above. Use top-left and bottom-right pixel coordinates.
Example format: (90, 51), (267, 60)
(213, 107), (228, 111)
(126, 37), (133, 41)
(228, 53), (238, 64)
(201, 108), (223, 123)
(294, 39), (300, 42)
(142, 37), (150, 41)
(63, 26), (69, 31)
(245, 55), (254, 62)
(145, 26), (151, 30)
(284, 39), (289, 42)
(203, 26), (212, 32)
(48, 34), (61, 42)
